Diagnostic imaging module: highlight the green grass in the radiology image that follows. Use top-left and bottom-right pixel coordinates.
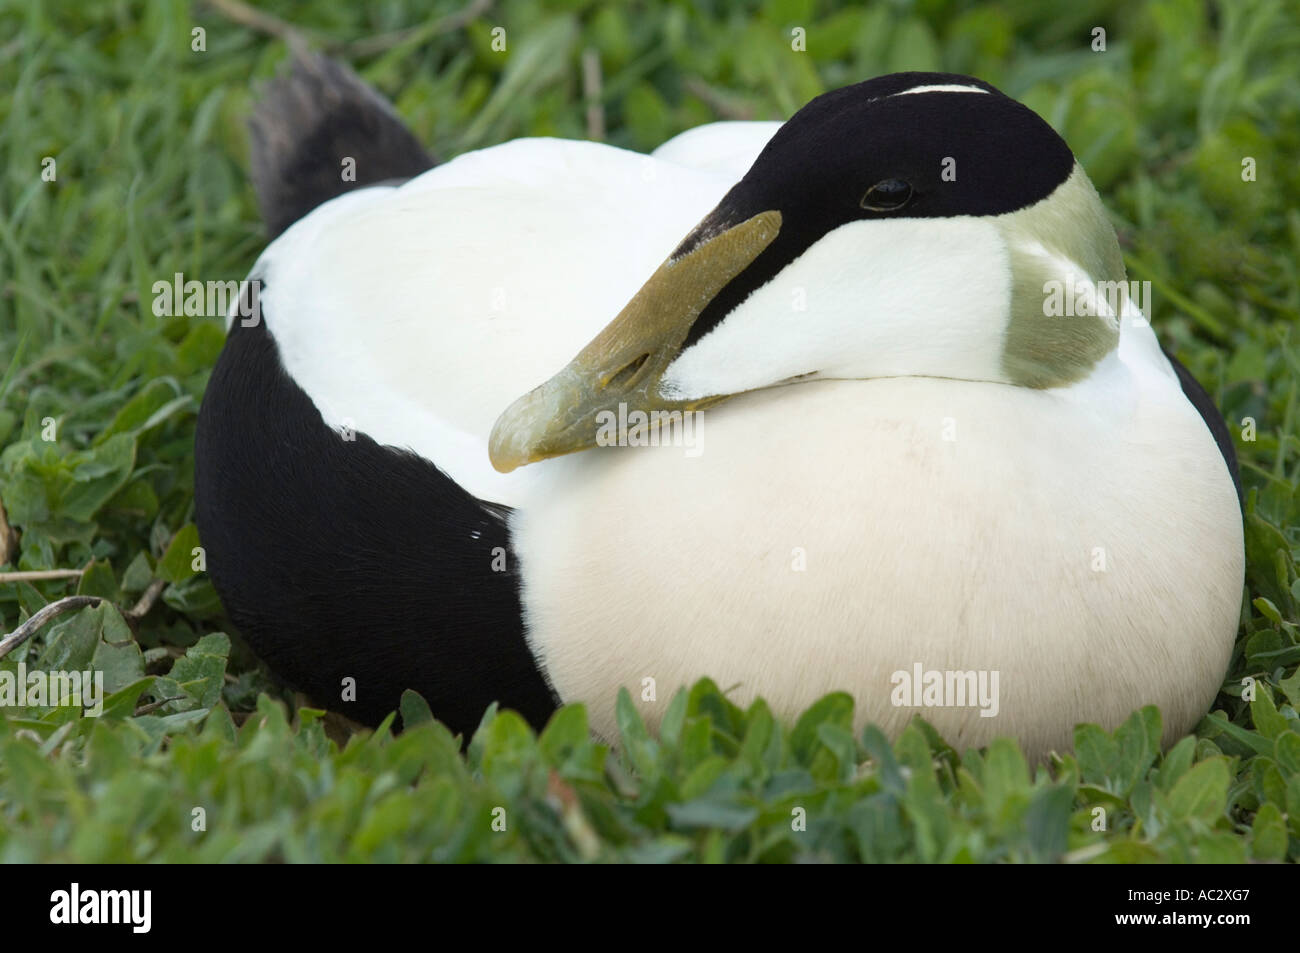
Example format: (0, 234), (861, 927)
(1, 0), (1298, 862)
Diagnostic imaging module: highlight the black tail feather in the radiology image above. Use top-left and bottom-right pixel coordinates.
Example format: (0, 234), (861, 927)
(247, 53), (436, 238)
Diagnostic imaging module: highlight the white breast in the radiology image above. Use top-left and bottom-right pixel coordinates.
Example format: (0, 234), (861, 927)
(512, 330), (1243, 758)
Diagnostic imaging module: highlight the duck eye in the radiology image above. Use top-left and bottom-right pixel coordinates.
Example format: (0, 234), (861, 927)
(860, 178), (913, 212)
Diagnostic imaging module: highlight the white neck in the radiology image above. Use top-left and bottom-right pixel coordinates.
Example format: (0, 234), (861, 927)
(661, 215), (1014, 399)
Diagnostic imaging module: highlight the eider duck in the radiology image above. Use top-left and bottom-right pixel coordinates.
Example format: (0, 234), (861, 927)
(195, 57), (1244, 757)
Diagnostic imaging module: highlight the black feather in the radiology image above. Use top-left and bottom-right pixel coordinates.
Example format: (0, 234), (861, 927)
(194, 298), (558, 737)
(247, 54), (435, 239)
(1162, 346), (1243, 507)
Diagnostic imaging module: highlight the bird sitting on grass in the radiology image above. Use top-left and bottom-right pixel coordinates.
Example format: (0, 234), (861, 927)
(195, 57), (1244, 758)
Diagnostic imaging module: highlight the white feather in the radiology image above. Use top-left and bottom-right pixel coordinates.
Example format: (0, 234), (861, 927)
(662, 216), (1013, 399)
(251, 136), (770, 504)
(651, 121), (782, 178)
(514, 325), (1243, 757)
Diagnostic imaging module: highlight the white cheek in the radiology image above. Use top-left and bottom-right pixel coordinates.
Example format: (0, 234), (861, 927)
(660, 216), (1012, 399)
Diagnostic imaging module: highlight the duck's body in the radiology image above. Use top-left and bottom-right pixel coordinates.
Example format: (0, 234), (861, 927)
(196, 60), (1243, 756)
(518, 369), (1242, 755)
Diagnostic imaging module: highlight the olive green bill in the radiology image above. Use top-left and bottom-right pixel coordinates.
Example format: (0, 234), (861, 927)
(488, 210), (782, 473)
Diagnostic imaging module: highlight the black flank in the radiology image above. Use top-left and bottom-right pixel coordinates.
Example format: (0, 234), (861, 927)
(194, 305), (558, 737)
(200, 56), (555, 735)
(1162, 346), (1243, 506)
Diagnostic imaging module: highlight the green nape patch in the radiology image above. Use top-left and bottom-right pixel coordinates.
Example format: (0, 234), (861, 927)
(1001, 244), (1120, 388)
(2, 0), (1299, 862)
(1000, 166), (1127, 388)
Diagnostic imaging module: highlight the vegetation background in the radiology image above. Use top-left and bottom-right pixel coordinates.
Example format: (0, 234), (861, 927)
(1, 0), (1297, 862)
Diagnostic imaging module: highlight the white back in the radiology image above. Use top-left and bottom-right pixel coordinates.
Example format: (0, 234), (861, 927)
(251, 136), (775, 503)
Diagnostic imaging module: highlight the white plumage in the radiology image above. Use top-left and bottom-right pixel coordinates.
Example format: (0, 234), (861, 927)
(251, 130), (780, 504)
(231, 93), (1243, 757)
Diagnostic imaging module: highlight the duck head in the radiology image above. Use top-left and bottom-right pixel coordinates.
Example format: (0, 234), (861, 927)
(489, 72), (1127, 472)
